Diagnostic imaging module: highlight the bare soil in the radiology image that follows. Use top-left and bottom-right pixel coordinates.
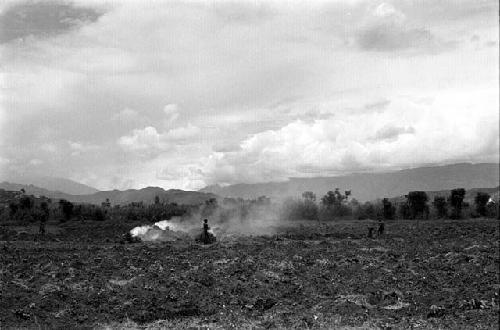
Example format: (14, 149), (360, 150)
(0, 219), (498, 329)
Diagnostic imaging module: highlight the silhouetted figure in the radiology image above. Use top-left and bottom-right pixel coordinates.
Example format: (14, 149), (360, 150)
(196, 218), (216, 244)
(378, 219), (385, 237)
(38, 220), (46, 235)
(367, 227), (374, 239)
(39, 202), (49, 235)
(202, 219), (210, 244)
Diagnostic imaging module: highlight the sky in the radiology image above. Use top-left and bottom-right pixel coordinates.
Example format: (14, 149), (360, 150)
(0, 0), (498, 191)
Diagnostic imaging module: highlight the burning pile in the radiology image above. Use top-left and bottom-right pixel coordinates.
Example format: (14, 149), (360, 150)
(130, 220), (192, 242)
(129, 218), (219, 243)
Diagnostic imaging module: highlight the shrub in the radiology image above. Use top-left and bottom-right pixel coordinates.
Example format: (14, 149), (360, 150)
(474, 192), (490, 217)
(449, 188), (466, 219)
(432, 196), (447, 219)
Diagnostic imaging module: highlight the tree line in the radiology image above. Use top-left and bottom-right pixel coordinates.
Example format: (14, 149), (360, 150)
(0, 190), (273, 225)
(279, 188), (498, 221)
(1, 187), (497, 225)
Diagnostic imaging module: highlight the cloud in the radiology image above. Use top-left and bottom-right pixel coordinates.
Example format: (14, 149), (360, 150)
(213, 1), (275, 24)
(29, 158), (43, 166)
(364, 99), (391, 112)
(163, 104), (179, 125)
(356, 2), (457, 53)
(111, 108), (141, 122)
(213, 141), (242, 153)
(357, 25), (444, 52)
(0, 1), (102, 43)
(0, 0), (497, 190)
(118, 126), (162, 152)
(40, 143), (57, 153)
(374, 125), (415, 141)
(68, 140), (100, 156)
(203, 89), (499, 185)
(163, 124), (200, 141)
(118, 123), (201, 153)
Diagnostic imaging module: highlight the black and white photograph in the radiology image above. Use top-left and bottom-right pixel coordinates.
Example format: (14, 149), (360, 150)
(0, 0), (499, 328)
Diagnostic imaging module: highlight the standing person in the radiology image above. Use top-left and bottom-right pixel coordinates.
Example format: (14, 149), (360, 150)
(378, 218), (385, 237)
(202, 219), (210, 244)
(39, 218), (46, 235)
(39, 202), (49, 235)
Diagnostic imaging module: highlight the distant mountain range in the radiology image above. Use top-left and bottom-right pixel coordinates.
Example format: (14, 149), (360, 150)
(0, 182), (216, 206)
(1, 163), (498, 205)
(200, 163), (499, 202)
(0, 175), (99, 195)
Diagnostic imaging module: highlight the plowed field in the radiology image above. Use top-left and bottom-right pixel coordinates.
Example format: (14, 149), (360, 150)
(1, 219), (498, 329)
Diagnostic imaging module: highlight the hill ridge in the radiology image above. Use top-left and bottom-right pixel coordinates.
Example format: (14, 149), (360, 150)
(200, 163), (499, 202)
(0, 182), (216, 206)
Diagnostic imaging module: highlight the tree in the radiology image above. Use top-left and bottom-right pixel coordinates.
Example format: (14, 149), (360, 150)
(154, 195), (160, 205)
(59, 199), (74, 222)
(18, 195), (34, 222)
(407, 191), (428, 219)
(382, 198), (394, 220)
(202, 198), (218, 218)
(449, 188), (466, 219)
(40, 201), (49, 220)
(19, 196), (33, 211)
(486, 199), (499, 219)
(397, 202), (411, 219)
(320, 188), (351, 218)
(321, 190), (337, 207)
(279, 195), (319, 221)
(302, 191), (316, 202)
(101, 198), (111, 208)
(361, 201), (376, 220)
(301, 192), (318, 220)
(8, 202), (18, 218)
(474, 192), (490, 217)
(94, 208), (106, 221)
(432, 196), (447, 218)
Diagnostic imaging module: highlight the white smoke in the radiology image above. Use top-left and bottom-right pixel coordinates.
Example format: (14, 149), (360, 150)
(130, 218), (195, 242)
(152, 219), (184, 231)
(129, 200), (281, 242)
(130, 225), (151, 237)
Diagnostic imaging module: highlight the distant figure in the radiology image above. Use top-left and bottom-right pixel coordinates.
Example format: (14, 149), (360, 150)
(39, 202), (49, 235)
(196, 218), (216, 245)
(203, 219), (210, 243)
(39, 220), (46, 235)
(367, 227), (374, 239)
(378, 219), (385, 237)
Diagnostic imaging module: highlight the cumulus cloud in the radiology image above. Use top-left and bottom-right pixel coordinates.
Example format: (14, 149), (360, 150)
(111, 108), (141, 122)
(363, 99), (391, 112)
(374, 125), (415, 141)
(0, 1), (102, 43)
(40, 143), (57, 154)
(118, 126), (162, 152)
(356, 2), (457, 53)
(0, 0), (497, 190)
(68, 140), (100, 156)
(203, 89), (499, 185)
(118, 124), (201, 153)
(357, 25), (448, 52)
(163, 104), (179, 125)
(163, 124), (200, 141)
(29, 158), (43, 166)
